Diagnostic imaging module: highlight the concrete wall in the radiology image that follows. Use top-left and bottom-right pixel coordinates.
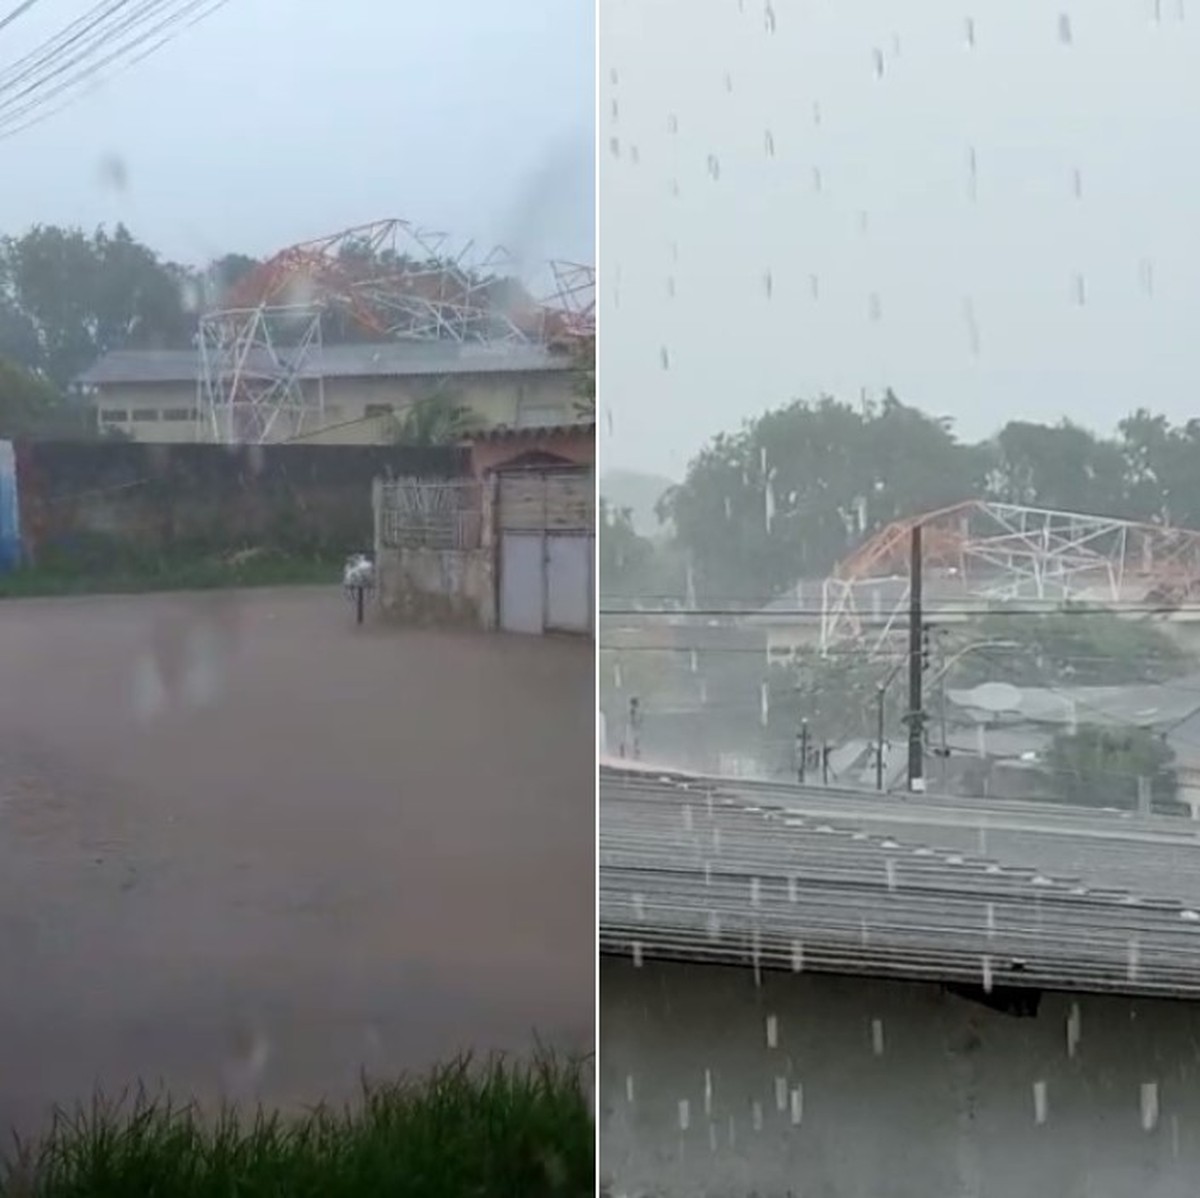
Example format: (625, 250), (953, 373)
(373, 545), (495, 628)
(14, 441), (467, 566)
(601, 957), (1200, 1198)
(88, 371), (577, 445)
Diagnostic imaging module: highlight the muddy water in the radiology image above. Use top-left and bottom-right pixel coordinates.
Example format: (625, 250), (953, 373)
(0, 588), (594, 1138)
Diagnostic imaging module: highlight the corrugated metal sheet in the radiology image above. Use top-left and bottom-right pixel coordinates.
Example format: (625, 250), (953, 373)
(600, 766), (1200, 998)
(76, 342), (570, 387)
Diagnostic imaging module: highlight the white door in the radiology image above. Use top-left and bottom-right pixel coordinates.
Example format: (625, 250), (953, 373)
(500, 532), (544, 634)
(545, 534), (591, 633)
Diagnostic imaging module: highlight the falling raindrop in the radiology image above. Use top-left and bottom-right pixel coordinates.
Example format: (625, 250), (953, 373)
(752, 1101), (764, 1132)
(750, 876), (762, 906)
(858, 210), (869, 234)
(630, 145), (640, 165)
(1072, 272), (1087, 305)
(966, 145), (978, 201)
(812, 100), (822, 126)
(1128, 936), (1142, 981)
(1058, 12), (1073, 43)
(963, 298), (982, 357)
(704, 1069), (714, 1115)
(660, 345), (671, 370)
(632, 893), (646, 920)
(788, 875), (799, 903)
(708, 154), (722, 180)
(1141, 1081), (1160, 1131)
(885, 859), (897, 890)
(872, 47), (885, 77)
(1033, 1080), (1048, 1125)
(871, 1018), (885, 1056)
(790, 939), (805, 971)
(764, 1), (776, 32)
(868, 292), (883, 322)
(1139, 258), (1156, 297)
(760, 680), (770, 725)
(610, 67), (618, 85)
(766, 1013), (779, 1048)
(810, 274), (820, 300)
(668, 112), (678, 133)
(1067, 1002), (1082, 1058)
(812, 166), (823, 193)
(669, 177), (680, 198)
(610, 137), (621, 158)
(764, 129), (776, 156)
(763, 270), (773, 299)
(982, 954), (994, 992)
(724, 72), (734, 92)
(626, 1074), (635, 1103)
(703, 860), (712, 886)
(666, 275), (677, 300)
(775, 1076), (788, 1111)
(708, 1123), (718, 1152)
(632, 940), (644, 967)
(679, 1099), (691, 1131)
(1071, 167), (1083, 198)
(965, 16), (976, 46)
(790, 1086), (804, 1125)
(1152, 0), (1162, 19)
(707, 910), (721, 940)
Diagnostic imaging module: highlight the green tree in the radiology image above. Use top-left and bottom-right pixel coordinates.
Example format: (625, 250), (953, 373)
(1046, 724), (1178, 811)
(389, 391), (478, 446)
(0, 224), (193, 387)
(0, 356), (61, 437)
(662, 391), (982, 603)
(599, 498), (686, 602)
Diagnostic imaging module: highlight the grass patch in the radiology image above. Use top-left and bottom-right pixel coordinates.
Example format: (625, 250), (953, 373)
(1, 1053), (593, 1197)
(0, 550), (340, 599)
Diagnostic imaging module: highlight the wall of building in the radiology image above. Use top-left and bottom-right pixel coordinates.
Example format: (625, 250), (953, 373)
(601, 956), (1200, 1198)
(372, 545), (495, 628)
(89, 371), (577, 445)
(13, 441), (467, 567)
(470, 428), (595, 476)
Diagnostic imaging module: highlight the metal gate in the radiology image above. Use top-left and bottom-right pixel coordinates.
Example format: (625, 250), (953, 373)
(498, 468), (593, 635)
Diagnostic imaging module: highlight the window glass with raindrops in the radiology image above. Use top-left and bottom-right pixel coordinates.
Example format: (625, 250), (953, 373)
(598, 3), (1200, 1194)
(0, 2), (595, 1194)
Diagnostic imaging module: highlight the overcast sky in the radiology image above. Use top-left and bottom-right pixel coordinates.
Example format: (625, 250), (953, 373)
(599, 0), (1200, 478)
(0, 0), (594, 291)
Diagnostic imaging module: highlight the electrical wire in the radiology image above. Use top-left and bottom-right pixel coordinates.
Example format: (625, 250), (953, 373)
(0, 0), (43, 36)
(0, 0), (232, 141)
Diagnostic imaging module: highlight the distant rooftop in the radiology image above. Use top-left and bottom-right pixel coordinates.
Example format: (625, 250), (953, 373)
(76, 341), (572, 387)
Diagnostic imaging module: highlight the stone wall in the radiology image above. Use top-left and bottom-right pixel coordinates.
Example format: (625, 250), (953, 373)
(13, 441), (468, 568)
(601, 956), (1200, 1197)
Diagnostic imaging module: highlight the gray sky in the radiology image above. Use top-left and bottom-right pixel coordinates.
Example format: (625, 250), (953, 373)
(0, 0), (594, 291)
(600, 0), (1200, 478)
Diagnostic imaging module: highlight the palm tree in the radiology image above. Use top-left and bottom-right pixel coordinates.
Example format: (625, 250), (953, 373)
(390, 390), (479, 446)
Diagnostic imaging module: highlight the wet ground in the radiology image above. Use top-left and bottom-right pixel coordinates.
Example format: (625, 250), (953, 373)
(0, 587), (594, 1139)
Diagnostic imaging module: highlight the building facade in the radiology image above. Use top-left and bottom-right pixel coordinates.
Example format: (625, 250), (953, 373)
(75, 342), (581, 445)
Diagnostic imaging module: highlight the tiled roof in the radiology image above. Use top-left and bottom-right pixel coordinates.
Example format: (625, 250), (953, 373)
(600, 765), (1200, 998)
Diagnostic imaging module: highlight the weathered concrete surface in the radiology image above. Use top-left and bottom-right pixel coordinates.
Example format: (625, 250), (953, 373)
(601, 958), (1200, 1198)
(0, 587), (592, 1139)
(374, 546), (495, 629)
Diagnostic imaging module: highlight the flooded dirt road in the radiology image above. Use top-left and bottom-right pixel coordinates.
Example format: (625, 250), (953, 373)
(0, 587), (593, 1138)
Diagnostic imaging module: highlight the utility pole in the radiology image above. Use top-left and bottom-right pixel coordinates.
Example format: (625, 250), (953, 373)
(907, 523), (926, 793)
(797, 718), (809, 784)
(875, 685), (886, 791)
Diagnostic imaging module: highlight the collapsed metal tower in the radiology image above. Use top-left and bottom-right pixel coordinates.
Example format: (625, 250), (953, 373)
(196, 219), (567, 444)
(820, 500), (1200, 655)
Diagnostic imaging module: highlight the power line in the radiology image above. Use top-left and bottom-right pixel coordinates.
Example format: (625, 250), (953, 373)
(0, 0), (43, 36)
(0, 0), (232, 141)
(600, 603), (1200, 617)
